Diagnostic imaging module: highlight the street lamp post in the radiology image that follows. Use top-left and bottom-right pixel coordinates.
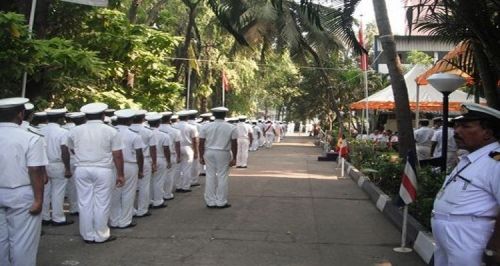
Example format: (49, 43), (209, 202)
(427, 73), (465, 172)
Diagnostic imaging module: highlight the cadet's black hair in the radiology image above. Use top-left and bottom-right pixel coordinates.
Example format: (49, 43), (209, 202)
(47, 114), (65, 123)
(148, 120), (160, 127)
(419, 120), (429, 126)
(117, 117), (131, 126)
(133, 115), (145, 123)
(161, 115), (172, 123)
(0, 105), (24, 122)
(213, 112), (226, 120)
(86, 112), (104, 121)
(24, 109), (34, 121)
(73, 117), (86, 126)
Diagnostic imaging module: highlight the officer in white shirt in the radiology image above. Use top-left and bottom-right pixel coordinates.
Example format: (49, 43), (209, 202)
(63, 112), (86, 216)
(32, 111), (48, 128)
(198, 113), (212, 176)
(174, 110), (199, 193)
(159, 112), (181, 200)
(250, 121), (261, 151)
(414, 119), (434, 160)
(263, 120), (275, 148)
(130, 110), (157, 218)
(199, 107), (238, 208)
(40, 108), (73, 226)
(66, 102), (125, 244)
(109, 109), (144, 229)
(0, 97), (48, 266)
(188, 110), (202, 186)
(431, 120), (458, 169)
(147, 114), (171, 208)
(235, 116), (253, 168)
(432, 103), (500, 266)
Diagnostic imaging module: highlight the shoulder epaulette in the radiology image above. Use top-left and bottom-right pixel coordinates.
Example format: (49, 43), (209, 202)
(159, 129), (170, 135)
(129, 128), (139, 133)
(105, 124), (118, 130)
(144, 126), (153, 130)
(489, 151), (500, 161)
(28, 128), (44, 137)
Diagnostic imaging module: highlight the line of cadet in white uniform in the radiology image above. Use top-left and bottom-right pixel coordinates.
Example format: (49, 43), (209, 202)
(0, 97), (289, 266)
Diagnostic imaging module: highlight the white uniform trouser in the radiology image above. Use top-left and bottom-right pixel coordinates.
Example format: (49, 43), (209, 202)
(204, 149), (231, 207)
(191, 158), (201, 185)
(416, 145), (431, 161)
(74, 166), (114, 242)
(275, 134), (281, 143)
(136, 157), (152, 216)
(42, 162), (68, 223)
(151, 158), (167, 206)
(259, 135), (265, 147)
(178, 146), (194, 190)
(163, 155), (177, 199)
(109, 162), (138, 228)
(236, 138), (250, 167)
(432, 215), (494, 266)
(250, 137), (259, 151)
(67, 160), (78, 213)
(265, 133), (274, 148)
(0, 186), (42, 266)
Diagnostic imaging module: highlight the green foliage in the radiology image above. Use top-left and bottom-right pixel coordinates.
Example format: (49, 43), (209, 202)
(407, 50), (434, 66)
(350, 139), (446, 230)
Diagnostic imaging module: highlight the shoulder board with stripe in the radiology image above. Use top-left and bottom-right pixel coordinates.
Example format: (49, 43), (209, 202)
(489, 151), (500, 161)
(144, 126), (153, 130)
(28, 128), (44, 137)
(105, 124), (118, 130)
(129, 128), (139, 133)
(159, 129), (170, 135)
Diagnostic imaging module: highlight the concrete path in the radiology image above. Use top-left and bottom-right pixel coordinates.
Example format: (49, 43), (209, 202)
(38, 134), (424, 266)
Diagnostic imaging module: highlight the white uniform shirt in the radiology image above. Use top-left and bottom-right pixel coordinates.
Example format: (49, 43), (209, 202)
(66, 120), (123, 168)
(200, 120), (237, 151)
(263, 123), (274, 135)
(152, 128), (170, 158)
(236, 122), (252, 139)
(0, 123), (48, 188)
(414, 126), (434, 146)
(431, 127), (457, 157)
(253, 125), (262, 138)
(130, 123), (156, 158)
(175, 121), (198, 147)
(116, 125), (145, 163)
(40, 123), (68, 163)
(433, 142), (500, 217)
(159, 124), (181, 156)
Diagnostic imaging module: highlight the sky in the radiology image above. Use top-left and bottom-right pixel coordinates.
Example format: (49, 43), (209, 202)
(353, 0), (406, 35)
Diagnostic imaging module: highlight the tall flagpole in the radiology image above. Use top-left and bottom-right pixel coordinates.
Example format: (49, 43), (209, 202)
(21, 0), (37, 97)
(186, 68), (192, 109)
(222, 79), (225, 107)
(360, 14), (370, 134)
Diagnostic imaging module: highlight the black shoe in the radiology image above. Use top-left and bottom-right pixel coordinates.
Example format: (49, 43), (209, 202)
(134, 212), (152, 218)
(163, 197), (175, 201)
(114, 221), (137, 229)
(241, 166), (248, 168)
(199, 173), (206, 176)
(177, 189), (191, 193)
(52, 220), (74, 226)
(68, 212), (79, 216)
(94, 235), (117, 244)
(216, 203), (232, 209)
(151, 203), (167, 209)
(206, 205), (217, 209)
(190, 183), (201, 187)
(42, 220), (52, 226)
(236, 166), (243, 168)
(84, 239), (95, 244)
(175, 188), (183, 192)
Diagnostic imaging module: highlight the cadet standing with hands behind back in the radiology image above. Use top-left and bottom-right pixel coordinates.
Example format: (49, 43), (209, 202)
(0, 97), (48, 266)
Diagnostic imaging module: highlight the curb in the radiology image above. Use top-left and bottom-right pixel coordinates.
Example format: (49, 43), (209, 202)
(343, 161), (435, 265)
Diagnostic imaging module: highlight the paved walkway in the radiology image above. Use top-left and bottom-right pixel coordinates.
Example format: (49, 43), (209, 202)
(38, 134), (424, 266)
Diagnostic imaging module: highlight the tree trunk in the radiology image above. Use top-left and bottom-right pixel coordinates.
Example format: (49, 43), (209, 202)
(173, 3), (197, 81)
(128, 0), (142, 24)
(472, 41), (500, 109)
(146, 0), (168, 26)
(372, 0), (416, 159)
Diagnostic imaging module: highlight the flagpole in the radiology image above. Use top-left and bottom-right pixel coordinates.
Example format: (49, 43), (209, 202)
(186, 68), (192, 109)
(222, 76), (225, 107)
(394, 205), (413, 253)
(21, 0), (37, 97)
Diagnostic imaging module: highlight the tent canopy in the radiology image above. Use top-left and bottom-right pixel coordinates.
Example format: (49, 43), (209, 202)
(350, 64), (484, 112)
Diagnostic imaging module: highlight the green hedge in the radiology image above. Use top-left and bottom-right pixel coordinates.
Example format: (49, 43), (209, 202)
(349, 139), (446, 230)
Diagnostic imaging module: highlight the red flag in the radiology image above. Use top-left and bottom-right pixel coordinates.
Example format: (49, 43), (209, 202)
(358, 21), (368, 71)
(222, 70), (230, 92)
(399, 152), (418, 205)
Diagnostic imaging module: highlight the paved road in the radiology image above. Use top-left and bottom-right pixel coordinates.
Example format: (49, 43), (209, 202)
(38, 134), (424, 266)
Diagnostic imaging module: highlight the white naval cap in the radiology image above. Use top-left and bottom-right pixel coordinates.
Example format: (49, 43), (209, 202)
(200, 112), (212, 118)
(176, 110), (190, 117)
(188, 109), (198, 115)
(34, 111), (47, 117)
(211, 106), (229, 113)
(46, 108), (68, 116)
(0, 97), (29, 109)
(146, 111), (158, 116)
(171, 114), (179, 120)
(454, 103), (500, 122)
(238, 115), (247, 120)
(160, 111), (173, 117)
(66, 112), (85, 118)
(80, 102), (108, 114)
(25, 103), (34, 111)
(115, 109), (136, 119)
(134, 109), (147, 116)
(146, 113), (162, 121)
